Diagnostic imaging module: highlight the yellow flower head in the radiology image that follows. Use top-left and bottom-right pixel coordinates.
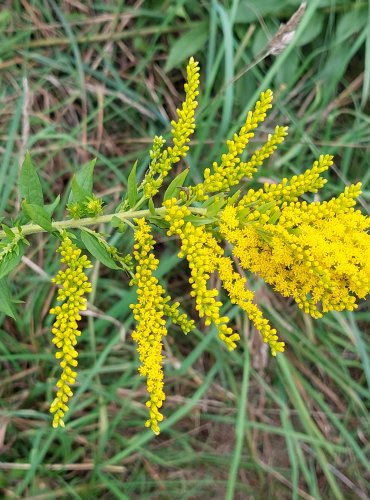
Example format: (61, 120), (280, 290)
(49, 234), (92, 428)
(220, 184), (370, 320)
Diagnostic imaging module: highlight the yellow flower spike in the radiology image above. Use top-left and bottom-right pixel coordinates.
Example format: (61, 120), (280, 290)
(238, 154), (334, 210)
(164, 198), (240, 350)
(191, 89), (274, 201)
(216, 254), (285, 356)
(142, 58), (200, 199)
(130, 218), (174, 434)
(169, 56), (200, 162)
(236, 125), (288, 182)
(49, 234), (92, 428)
(163, 300), (195, 335)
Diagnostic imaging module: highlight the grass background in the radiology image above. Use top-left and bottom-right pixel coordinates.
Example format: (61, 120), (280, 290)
(0, 1), (369, 498)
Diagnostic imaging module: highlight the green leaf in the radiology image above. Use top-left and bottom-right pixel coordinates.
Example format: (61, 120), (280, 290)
(148, 198), (156, 216)
(19, 152), (44, 206)
(227, 190), (241, 205)
(111, 216), (127, 233)
(111, 216), (122, 228)
(234, 0), (282, 24)
(163, 168), (189, 202)
(165, 22), (208, 72)
(1, 224), (16, 240)
(68, 158), (96, 204)
(185, 215), (217, 226)
(0, 278), (17, 319)
(44, 195), (61, 216)
(22, 201), (53, 232)
(76, 158), (96, 194)
(80, 230), (121, 270)
(205, 197), (226, 218)
(148, 218), (168, 230)
(70, 176), (89, 205)
(0, 242), (25, 280)
(127, 161), (138, 208)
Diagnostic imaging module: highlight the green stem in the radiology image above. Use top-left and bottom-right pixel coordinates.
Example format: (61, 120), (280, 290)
(1, 206), (207, 239)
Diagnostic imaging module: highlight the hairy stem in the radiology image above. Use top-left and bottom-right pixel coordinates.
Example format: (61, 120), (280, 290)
(0, 206), (207, 239)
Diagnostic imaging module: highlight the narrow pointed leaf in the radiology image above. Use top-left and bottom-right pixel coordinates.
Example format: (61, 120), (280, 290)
(68, 158), (96, 204)
(127, 161), (138, 208)
(0, 278), (17, 319)
(44, 195), (61, 216)
(19, 152), (44, 206)
(22, 201), (53, 232)
(164, 168), (189, 202)
(148, 198), (156, 215)
(80, 230), (121, 270)
(70, 177), (89, 205)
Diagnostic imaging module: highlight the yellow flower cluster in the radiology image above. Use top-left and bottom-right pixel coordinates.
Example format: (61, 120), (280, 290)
(217, 255), (285, 356)
(190, 90), (274, 201)
(236, 125), (288, 184)
(142, 58), (200, 198)
(130, 218), (194, 434)
(220, 188), (370, 319)
(163, 199), (285, 354)
(142, 136), (166, 199)
(238, 154), (333, 211)
(163, 301), (195, 335)
(164, 198), (240, 350)
(49, 235), (92, 428)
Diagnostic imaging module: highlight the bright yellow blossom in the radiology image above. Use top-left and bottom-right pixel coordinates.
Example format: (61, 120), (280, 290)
(217, 255), (285, 356)
(190, 89), (274, 201)
(43, 57), (370, 435)
(142, 58), (200, 198)
(220, 188), (370, 320)
(238, 154), (333, 211)
(163, 199), (285, 354)
(49, 234), (92, 428)
(164, 198), (240, 350)
(130, 218), (194, 434)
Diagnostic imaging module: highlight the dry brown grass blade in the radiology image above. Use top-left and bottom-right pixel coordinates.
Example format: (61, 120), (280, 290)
(267, 3), (307, 56)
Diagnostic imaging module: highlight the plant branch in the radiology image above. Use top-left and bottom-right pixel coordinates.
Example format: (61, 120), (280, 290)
(0, 206), (208, 239)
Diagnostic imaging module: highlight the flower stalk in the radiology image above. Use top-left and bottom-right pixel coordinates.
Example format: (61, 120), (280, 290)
(0, 206), (208, 239)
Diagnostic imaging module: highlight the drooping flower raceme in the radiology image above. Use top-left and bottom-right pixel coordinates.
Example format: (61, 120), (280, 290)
(49, 234), (92, 428)
(130, 218), (194, 434)
(164, 198), (285, 355)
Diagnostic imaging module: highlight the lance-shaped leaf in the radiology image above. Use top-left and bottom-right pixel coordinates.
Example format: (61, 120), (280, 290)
(127, 161), (138, 208)
(0, 278), (17, 319)
(19, 152), (44, 206)
(22, 201), (53, 232)
(164, 168), (189, 202)
(68, 158), (96, 204)
(80, 230), (121, 270)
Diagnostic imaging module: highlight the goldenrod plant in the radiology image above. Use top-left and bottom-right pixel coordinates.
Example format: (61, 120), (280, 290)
(2, 58), (369, 434)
